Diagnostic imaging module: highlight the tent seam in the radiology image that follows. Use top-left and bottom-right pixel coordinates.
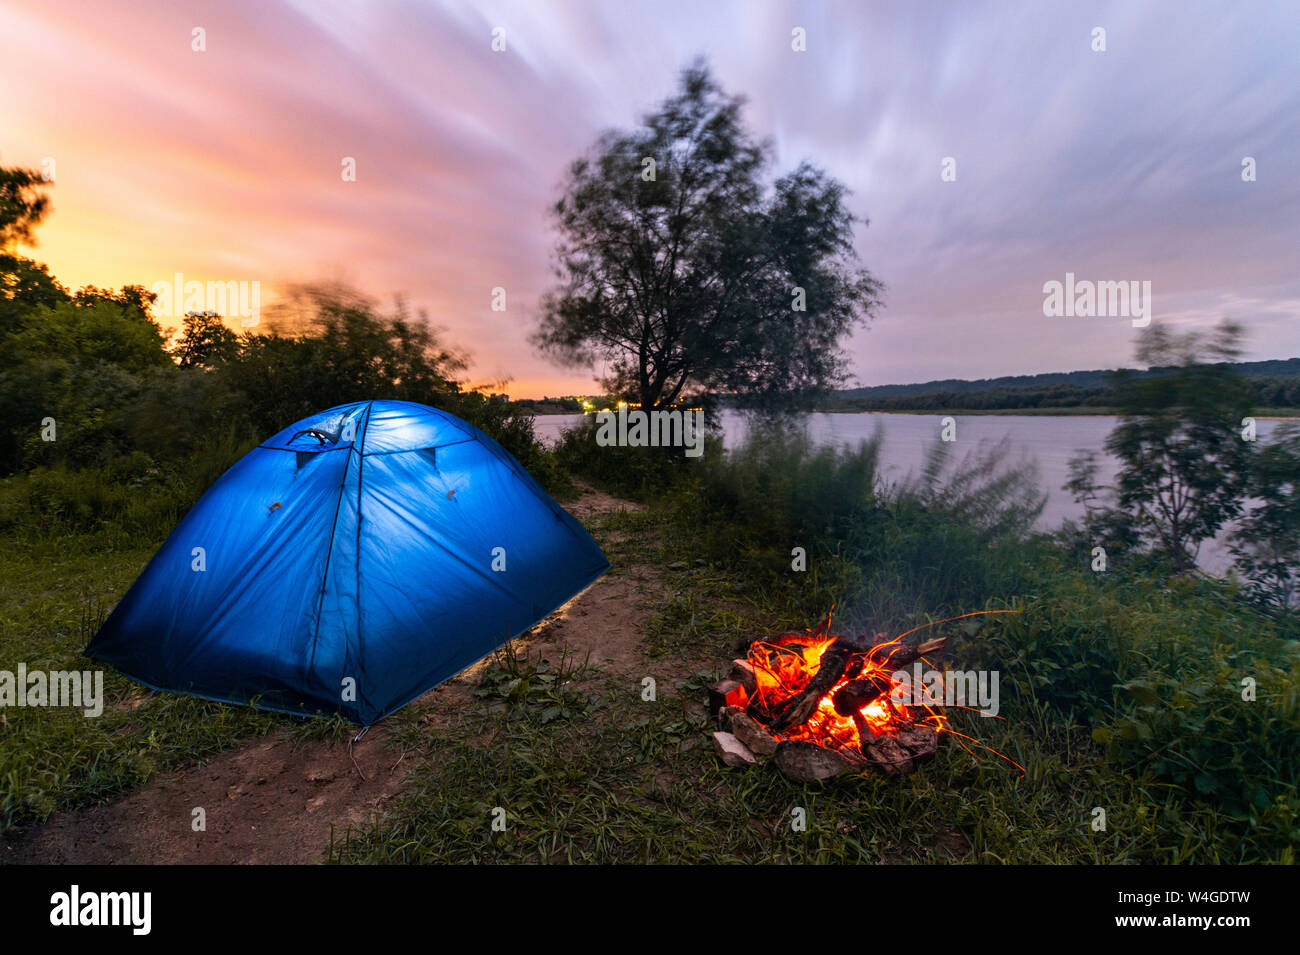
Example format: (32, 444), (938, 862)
(306, 402), (373, 690)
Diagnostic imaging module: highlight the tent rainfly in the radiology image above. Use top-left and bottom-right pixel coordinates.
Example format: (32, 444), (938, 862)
(86, 399), (610, 725)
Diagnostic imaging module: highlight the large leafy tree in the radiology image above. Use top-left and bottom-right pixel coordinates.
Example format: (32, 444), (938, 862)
(1105, 320), (1254, 571)
(172, 310), (239, 368)
(535, 61), (882, 410)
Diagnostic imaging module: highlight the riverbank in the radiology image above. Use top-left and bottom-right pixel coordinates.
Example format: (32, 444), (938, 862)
(3, 430), (1296, 863)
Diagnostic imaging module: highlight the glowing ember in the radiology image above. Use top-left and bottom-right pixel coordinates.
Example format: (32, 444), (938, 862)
(746, 632), (946, 757)
(712, 609), (1026, 779)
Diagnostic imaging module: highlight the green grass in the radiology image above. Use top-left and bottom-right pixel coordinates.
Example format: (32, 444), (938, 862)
(328, 427), (1299, 863)
(4, 425), (1297, 863)
(328, 516), (1297, 862)
(0, 531), (284, 831)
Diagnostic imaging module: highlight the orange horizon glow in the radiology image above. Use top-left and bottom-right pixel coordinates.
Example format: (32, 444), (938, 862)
(6, 1), (1297, 404)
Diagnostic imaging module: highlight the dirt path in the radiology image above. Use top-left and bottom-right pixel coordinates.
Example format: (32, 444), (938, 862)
(3, 484), (654, 865)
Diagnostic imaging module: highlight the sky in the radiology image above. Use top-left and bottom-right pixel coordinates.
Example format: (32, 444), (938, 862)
(2, 0), (1298, 398)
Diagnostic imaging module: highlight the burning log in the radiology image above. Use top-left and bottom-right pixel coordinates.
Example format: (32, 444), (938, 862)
(720, 705), (778, 756)
(766, 646), (850, 734)
(831, 634), (947, 667)
(707, 613), (1020, 780)
(707, 678), (749, 716)
(829, 631), (891, 654)
(880, 636), (947, 667)
(710, 621), (962, 780)
(830, 674), (893, 716)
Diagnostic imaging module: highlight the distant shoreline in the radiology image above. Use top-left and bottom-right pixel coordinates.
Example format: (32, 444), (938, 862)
(528, 406), (1300, 419)
(823, 407), (1300, 419)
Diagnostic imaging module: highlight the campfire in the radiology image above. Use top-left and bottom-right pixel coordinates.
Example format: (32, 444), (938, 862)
(709, 614), (990, 782)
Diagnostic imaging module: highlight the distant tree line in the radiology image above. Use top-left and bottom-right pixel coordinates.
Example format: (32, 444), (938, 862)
(837, 357), (1300, 401)
(0, 165), (554, 495)
(827, 375), (1300, 413)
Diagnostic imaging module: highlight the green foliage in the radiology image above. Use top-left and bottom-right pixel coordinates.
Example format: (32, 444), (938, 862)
(535, 59), (882, 410)
(1231, 422), (1300, 610)
(1, 254), (68, 336)
(0, 167), (52, 248)
(1106, 321), (1254, 571)
(551, 414), (705, 499)
(976, 569), (1300, 821)
(654, 421), (1045, 630)
(474, 644), (593, 725)
(209, 286), (465, 436)
(171, 310), (238, 367)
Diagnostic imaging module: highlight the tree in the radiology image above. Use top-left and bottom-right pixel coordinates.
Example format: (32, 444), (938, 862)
(1, 254), (69, 336)
(0, 167), (52, 249)
(535, 60), (882, 410)
(216, 285), (467, 433)
(1105, 320), (1253, 571)
(172, 311), (239, 367)
(1231, 422), (1300, 610)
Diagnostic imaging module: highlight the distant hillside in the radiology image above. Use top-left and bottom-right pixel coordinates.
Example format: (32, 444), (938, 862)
(839, 358), (1300, 400)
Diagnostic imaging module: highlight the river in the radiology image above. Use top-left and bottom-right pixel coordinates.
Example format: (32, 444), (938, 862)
(533, 410), (1286, 575)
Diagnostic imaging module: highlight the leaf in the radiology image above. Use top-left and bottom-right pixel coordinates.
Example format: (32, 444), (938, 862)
(1120, 680), (1161, 707)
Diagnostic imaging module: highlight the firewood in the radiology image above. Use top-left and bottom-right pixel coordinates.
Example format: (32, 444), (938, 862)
(832, 634), (946, 667)
(849, 711), (877, 743)
(712, 731), (757, 768)
(862, 722), (941, 774)
(727, 659), (758, 694)
(720, 706), (778, 756)
(767, 646), (850, 734)
(871, 636), (947, 669)
(830, 675), (892, 716)
(894, 723), (940, 760)
(707, 678), (748, 716)
(773, 741), (856, 781)
(862, 735), (916, 776)
(832, 631), (890, 653)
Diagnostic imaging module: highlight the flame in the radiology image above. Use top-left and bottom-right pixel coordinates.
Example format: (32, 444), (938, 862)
(744, 612), (1025, 774)
(747, 631), (949, 756)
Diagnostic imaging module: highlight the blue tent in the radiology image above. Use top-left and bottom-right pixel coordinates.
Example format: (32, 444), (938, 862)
(86, 400), (609, 725)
